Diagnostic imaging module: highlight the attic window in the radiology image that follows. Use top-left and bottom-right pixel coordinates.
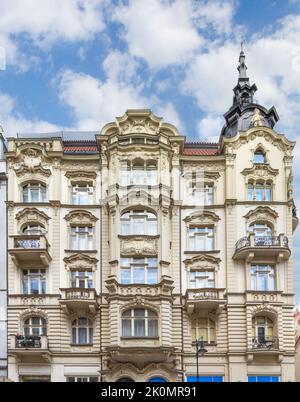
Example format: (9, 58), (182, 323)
(253, 150), (266, 164)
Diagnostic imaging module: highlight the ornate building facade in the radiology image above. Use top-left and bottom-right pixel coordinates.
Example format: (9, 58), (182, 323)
(5, 51), (299, 382)
(0, 130), (7, 380)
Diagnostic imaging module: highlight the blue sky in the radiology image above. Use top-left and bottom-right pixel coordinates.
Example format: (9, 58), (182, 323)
(0, 0), (299, 299)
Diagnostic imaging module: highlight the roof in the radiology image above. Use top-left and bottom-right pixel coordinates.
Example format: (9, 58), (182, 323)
(183, 142), (220, 156)
(13, 131), (98, 141)
(63, 141), (98, 154)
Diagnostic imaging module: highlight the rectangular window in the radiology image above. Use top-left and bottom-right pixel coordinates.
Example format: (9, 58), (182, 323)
(70, 226), (93, 250)
(248, 376), (280, 383)
(71, 271), (93, 288)
(189, 271), (215, 289)
(121, 258), (158, 285)
(247, 184), (272, 201)
(189, 175), (213, 206)
(250, 265), (275, 291)
(188, 226), (214, 251)
(23, 269), (46, 294)
(187, 376), (223, 383)
(71, 184), (94, 205)
(66, 377), (99, 383)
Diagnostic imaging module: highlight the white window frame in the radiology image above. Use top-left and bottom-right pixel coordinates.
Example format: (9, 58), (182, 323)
(71, 183), (94, 205)
(70, 270), (93, 289)
(66, 376), (99, 382)
(71, 317), (93, 345)
(189, 174), (213, 205)
(22, 269), (46, 295)
(23, 317), (47, 336)
(121, 309), (158, 338)
(121, 210), (157, 235)
(247, 182), (272, 201)
(22, 182), (47, 203)
(188, 226), (214, 251)
(120, 257), (158, 285)
(189, 270), (215, 289)
(250, 264), (276, 291)
(191, 317), (216, 344)
(120, 160), (158, 186)
(70, 226), (94, 250)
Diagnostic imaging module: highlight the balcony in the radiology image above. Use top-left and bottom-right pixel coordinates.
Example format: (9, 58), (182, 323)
(252, 336), (279, 351)
(185, 288), (226, 314)
(8, 235), (51, 267)
(59, 288), (99, 315)
(8, 335), (51, 362)
(233, 234), (290, 262)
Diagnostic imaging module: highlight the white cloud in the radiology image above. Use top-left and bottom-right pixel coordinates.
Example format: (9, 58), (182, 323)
(0, 0), (107, 68)
(197, 114), (224, 141)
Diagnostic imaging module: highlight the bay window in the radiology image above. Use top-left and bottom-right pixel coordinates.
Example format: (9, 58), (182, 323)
(121, 258), (158, 285)
(72, 317), (93, 345)
(23, 269), (46, 294)
(121, 210), (157, 235)
(120, 160), (158, 186)
(250, 264), (275, 291)
(121, 309), (158, 338)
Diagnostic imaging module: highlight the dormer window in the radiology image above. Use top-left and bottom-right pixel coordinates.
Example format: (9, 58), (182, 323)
(253, 150), (266, 164)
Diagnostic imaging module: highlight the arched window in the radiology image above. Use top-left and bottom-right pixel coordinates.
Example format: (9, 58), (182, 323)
(22, 182), (47, 203)
(249, 223), (272, 237)
(252, 316), (274, 340)
(120, 160), (158, 186)
(253, 150), (266, 164)
(121, 309), (158, 338)
(23, 317), (47, 336)
(22, 224), (45, 235)
(72, 317), (93, 345)
(247, 181), (272, 201)
(148, 378), (167, 382)
(121, 210), (157, 235)
(191, 317), (216, 344)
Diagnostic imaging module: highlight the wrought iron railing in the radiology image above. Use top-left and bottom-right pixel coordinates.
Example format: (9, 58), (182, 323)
(14, 238), (41, 249)
(235, 236), (250, 250)
(236, 235), (289, 251)
(15, 335), (41, 348)
(253, 236), (280, 246)
(252, 336), (279, 350)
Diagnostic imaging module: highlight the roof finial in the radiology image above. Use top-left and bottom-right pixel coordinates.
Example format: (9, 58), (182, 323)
(238, 41), (248, 80)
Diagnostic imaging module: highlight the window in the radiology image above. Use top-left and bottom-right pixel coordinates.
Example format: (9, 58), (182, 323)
(121, 210), (157, 235)
(71, 183), (94, 205)
(189, 173), (213, 205)
(71, 271), (93, 289)
(249, 223), (272, 237)
(247, 182), (272, 201)
(189, 271), (215, 289)
(188, 226), (214, 251)
(71, 317), (93, 345)
(23, 269), (46, 294)
(120, 160), (158, 186)
(121, 309), (158, 338)
(121, 258), (158, 285)
(23, 317), (47, 336)
(187, 376), (223, 383)
(248, 376), (279, 383)
(253, 150), (266, 164)
(66, 377), (98, 382)
(70, 226), (93, 250)
(23, 183), (47, 203)
(252, 316), (274, 339)
(23, 224), (45, 235)
(250, 265), (275, 291)
(191, 318), (216, 344)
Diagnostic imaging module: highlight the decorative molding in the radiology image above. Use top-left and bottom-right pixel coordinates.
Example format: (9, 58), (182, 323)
(244, 206), (278, 226)
(14, 164), (51, 177)
(241, 164), (279, 181)
(183, 254), (221, 270)
(16, 207), (50, 225)
(65, 171), (97, 181)
(184, 210), (220, 224)
(120, 236), (158, 256)
(64, 210), (98, 225)
(63, 253), (98, 270)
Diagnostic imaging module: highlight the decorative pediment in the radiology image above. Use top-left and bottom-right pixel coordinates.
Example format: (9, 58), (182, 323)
(14, 164), (51, 177)
(117, 190), (160, 210)
(244, 206), (278, 226)
(16, 208), (50, 227)
(63, 253), (98, 270)
(184, 254), (221, 270)
(120, 236), (158, 257)
(241, 164), (278, 180)
(65, 171), (97, 181)
(64, 210), (98, 225)
(100, 110), (180, 137)
(184, 210), (220, 225)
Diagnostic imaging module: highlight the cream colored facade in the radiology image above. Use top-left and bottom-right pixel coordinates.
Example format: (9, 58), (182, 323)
(4, 109), (297, 383)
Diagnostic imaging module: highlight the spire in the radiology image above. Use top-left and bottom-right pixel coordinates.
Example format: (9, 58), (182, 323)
(237, 41), (248, 81)
(233, 43), (257, 108)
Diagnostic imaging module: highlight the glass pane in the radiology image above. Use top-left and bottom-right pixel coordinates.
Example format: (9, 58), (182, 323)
(134, 319), (145, 337)
(148, 269), (158, 285)
(133, 218), (144, 234)
(78, 328), (87, 344)
(121, 269), (131, 285)
(265, 188), (271, 201)
(148, 320), (158, 337)
(248, 186), (254, 201)
(122, 319), (131, 337)
(256, 187), (264, 201)
(134, 267), (145, 284)
(121, 221), (130, 235)
(148, 220), (157, 235)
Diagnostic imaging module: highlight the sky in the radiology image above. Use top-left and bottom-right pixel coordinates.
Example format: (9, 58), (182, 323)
(0, 0), (299, 300)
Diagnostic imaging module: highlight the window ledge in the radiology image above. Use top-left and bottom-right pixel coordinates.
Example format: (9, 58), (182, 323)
(184, 250), (220, 254)
(64, 250), (98, 253)
(120, 337), (159, 340)
(70, 344), (94, 347)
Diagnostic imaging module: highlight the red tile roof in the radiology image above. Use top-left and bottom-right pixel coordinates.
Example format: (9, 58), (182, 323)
(183, 142), (219, 156)
(63, 141), (98, 154)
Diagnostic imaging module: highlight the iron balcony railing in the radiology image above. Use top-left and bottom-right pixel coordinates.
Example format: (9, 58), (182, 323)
(235, 235), (289, 251)
(252, 336), (279, 350)
(15, 335), (41, 348)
